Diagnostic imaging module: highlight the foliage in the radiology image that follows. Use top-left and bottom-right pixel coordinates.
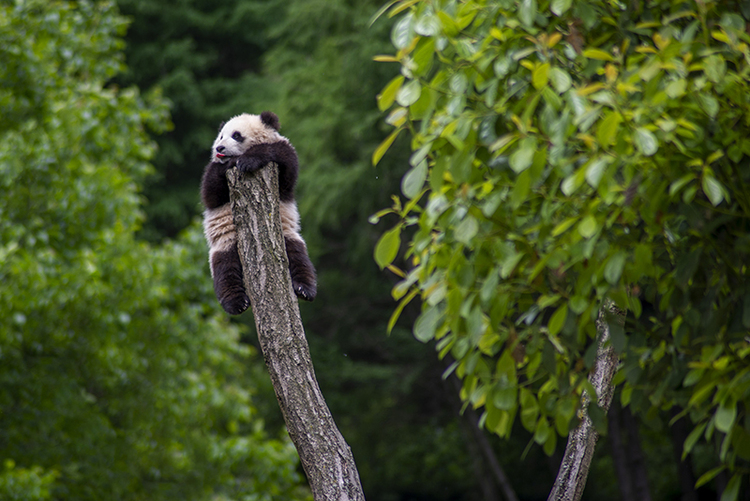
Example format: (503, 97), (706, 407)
(0, 1), (308, 499)
(0, 461), (56, 501)
(116, 0), (521, 497)
(374, 0), (750, 496)
(115, 0), (283, 240)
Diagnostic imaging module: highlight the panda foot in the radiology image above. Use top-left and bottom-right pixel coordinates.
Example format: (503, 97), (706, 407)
(293, 282), (316, 302)
(221, 293), (250, 315)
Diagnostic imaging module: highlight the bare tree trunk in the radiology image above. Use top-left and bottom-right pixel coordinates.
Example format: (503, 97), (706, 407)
(447, 371), (519, 501)
(609, 401), (635, 501)
(669, 407), (699, 501)
(547, 303), (622, 501)
(609, 401), (652, 501)
(227, 165), (365, 501)
(622, 405), (651, 501)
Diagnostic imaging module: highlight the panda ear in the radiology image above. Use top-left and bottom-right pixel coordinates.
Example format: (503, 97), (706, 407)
(217, 121), (226, 132)
(260, 111), (280, 131)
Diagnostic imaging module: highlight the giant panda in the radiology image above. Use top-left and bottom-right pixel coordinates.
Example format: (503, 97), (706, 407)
(200, 111), (317, 315)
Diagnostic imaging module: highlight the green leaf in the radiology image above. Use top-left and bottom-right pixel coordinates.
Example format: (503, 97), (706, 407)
(437, 11), (459, 37)
(518, 0), (538, 27)
(675, 249), (701, 289)
(532, 63), (550, 90)
(374, 225), (401, 269)
(715, 399), (737, 433)
(550, 0), (572, 16)
(414, 305), (442, 343)
(583, 48), (615, 61)
(549, 67), (572, 93)
(510, 170), (531, 209)
(391, 13), (414, 49)
(585, 157), (609, 188)
(520, 389), (539, 432)
(604, 252), (627, 285)
(548, 305), (568, 336)
(669, 173), (696, 196)
(682, 422), (707, 459)
(534, 417), (550, 445)
(454, 215), (478, 245)
(720, 474), (741, 501)
(396, 80), (422, 106)
(552, 216), (579, 237)
(509, 138), (536, 173)
(387, 288), (418, 334)
(377, 76), (404, 112)
(494, 386), (517, 411)
(401, 161), (427, 199)
(698, 93), (719, 118)
(695, 465), (725, 488)
(702, 174), (724, 206)
(666, 79), (686, 98)
(597, 111), (622, 147)
(578, 215), (598, 239)
(634, 128), (658, 156)
(372, 128), (401, 166)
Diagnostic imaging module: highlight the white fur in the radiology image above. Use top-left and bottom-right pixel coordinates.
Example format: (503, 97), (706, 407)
(204, 114), (305, 274)
(211, 113), (288, 163)
(203, 205), (236, 276)
(280, 200), (304, 243)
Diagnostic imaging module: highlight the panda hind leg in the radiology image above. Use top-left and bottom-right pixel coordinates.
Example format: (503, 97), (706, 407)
(285, 237), (317, 301)
(211, 245), (250, 315)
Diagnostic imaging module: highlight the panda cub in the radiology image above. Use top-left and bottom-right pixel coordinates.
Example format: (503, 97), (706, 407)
(201, 111), (317, 315)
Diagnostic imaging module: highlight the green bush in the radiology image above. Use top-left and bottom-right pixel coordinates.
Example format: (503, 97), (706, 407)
(374, 0), (750, 496)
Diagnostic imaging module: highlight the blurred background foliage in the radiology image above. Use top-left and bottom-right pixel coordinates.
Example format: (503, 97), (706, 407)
(0, 0), (739, 499)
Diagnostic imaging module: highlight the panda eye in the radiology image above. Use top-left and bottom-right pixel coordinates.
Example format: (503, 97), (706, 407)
(232, 132), (244, 142)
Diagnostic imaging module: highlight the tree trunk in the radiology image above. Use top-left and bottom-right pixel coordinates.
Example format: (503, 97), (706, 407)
(547, 303), (622, 501)
(622, 405), (651, 501)
(609, 401), (635, 501)
(227, 164), (365, 501)
(669, 407), (699, 501)
(609, 401), (652, 501)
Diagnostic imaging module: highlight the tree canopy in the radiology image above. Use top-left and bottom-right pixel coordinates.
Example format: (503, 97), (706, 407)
(374, 0), (750, 497)
(0, 2), (307, 499)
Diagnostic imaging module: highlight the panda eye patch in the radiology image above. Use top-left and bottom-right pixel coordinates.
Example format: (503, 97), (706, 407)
(231, 131), (244, 142)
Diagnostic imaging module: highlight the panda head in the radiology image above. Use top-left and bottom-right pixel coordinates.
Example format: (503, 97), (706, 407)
(211, 111), (283, 163)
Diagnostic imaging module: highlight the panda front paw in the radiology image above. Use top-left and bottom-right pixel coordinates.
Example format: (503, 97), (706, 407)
(235, 155), (265, 173)
(293, 282), (316, 302)
(221, 293), (250, 315)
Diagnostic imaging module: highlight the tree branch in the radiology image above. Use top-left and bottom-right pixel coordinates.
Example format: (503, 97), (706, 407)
(547, 302), (622, 501)
(227, 164), (365, 501)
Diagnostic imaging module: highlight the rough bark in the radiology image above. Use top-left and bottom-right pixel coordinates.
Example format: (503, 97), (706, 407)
(227, 164), (365, 501)
(547, 303), (622, 501)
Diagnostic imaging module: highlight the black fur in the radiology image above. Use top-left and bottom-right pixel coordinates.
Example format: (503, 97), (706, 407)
(211, 247), (250, 315)
(285, 237), (317, 301)
(201, 112), (317, 314)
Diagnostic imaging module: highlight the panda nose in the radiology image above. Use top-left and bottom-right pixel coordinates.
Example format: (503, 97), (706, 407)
(216, 145), (225, 153)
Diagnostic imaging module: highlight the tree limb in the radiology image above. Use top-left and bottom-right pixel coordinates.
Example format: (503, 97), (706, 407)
(227, 164), (365, 501)
(547, 302), (622, 501)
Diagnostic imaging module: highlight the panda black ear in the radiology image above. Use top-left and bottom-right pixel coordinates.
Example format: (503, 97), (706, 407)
(217, 121), (226, 132)
(260, 111), (280, 131)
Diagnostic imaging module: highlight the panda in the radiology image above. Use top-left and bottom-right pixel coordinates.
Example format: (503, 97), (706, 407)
(200, 111), (317, 315)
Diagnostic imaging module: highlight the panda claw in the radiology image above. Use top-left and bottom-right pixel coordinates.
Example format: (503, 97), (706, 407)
(236, 156), (263, 173)
(222, 293), (250, 315)
(293, 283), (316, 302)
